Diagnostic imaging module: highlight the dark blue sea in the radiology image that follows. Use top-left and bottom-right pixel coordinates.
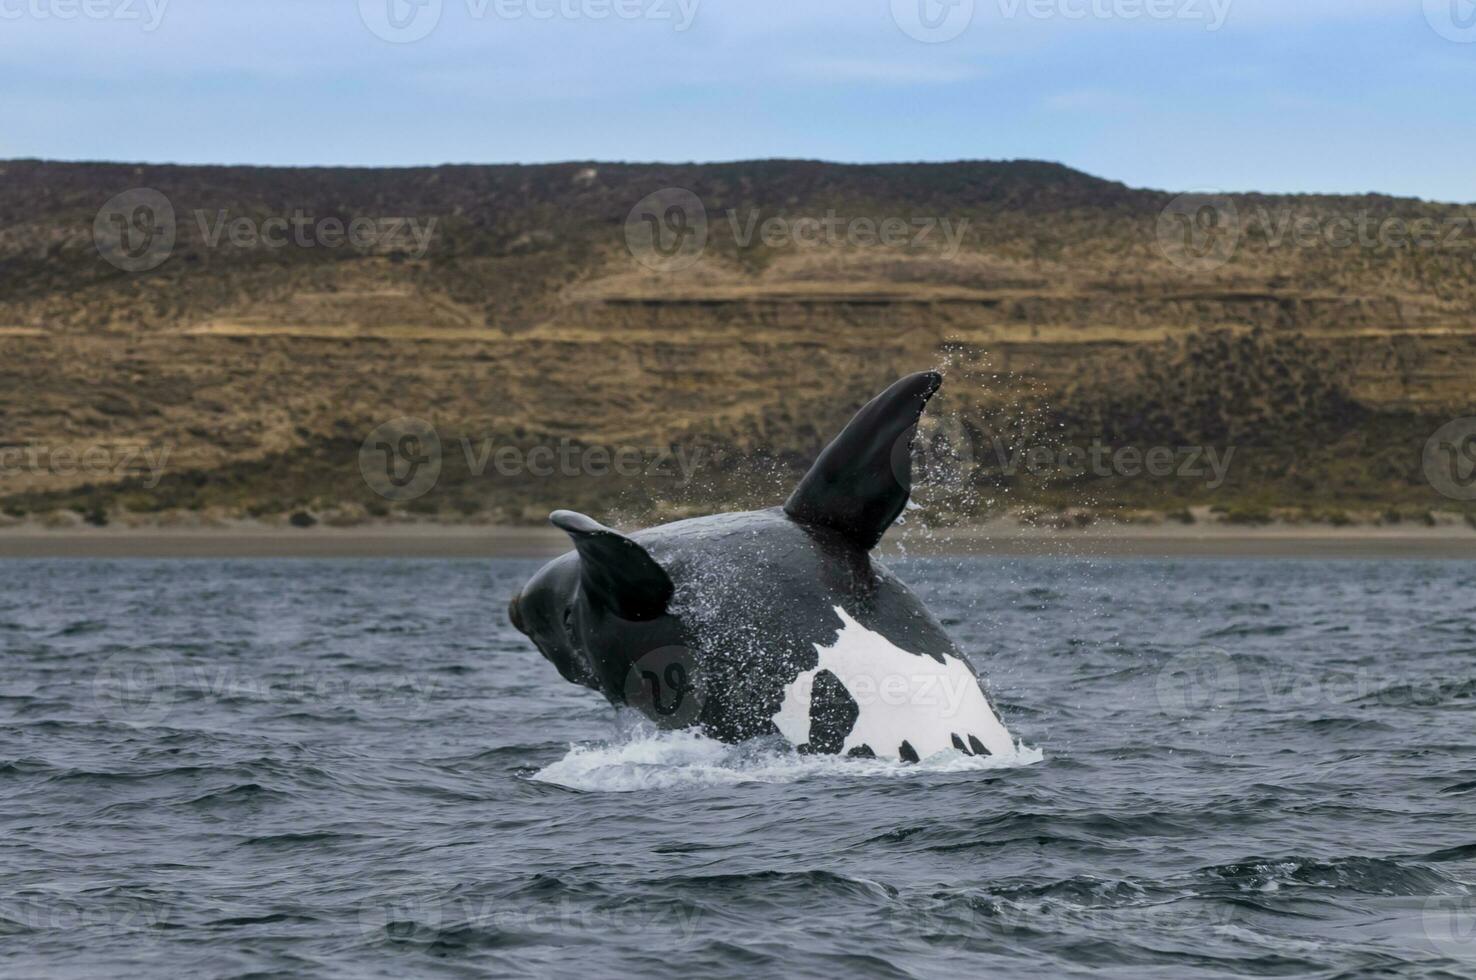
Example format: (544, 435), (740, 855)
(2, 557), (1473, 978)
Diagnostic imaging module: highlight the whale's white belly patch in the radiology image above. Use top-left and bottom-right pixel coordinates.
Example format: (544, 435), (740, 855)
(771, 606), (1014, 761)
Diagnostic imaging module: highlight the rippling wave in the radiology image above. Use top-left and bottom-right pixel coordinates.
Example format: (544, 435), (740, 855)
(1, 557), (1473, 977)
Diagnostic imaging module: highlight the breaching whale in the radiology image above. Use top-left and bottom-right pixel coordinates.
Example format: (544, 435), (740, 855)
(508, 372), (1016, 762)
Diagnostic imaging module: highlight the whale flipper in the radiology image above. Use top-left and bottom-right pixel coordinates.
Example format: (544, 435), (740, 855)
(783, 371), (943, 551)
(549, 510), (674, 621)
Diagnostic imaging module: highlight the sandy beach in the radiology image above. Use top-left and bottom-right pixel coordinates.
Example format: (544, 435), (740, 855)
(1, 522), (1473, 559)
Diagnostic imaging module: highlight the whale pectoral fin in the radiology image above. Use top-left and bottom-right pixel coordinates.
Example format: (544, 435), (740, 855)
(549, 510), (674, 622)
(783, 371), (943, 551)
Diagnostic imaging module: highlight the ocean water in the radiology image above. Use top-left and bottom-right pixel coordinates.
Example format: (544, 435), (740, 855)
(1, 556), (1473, 978)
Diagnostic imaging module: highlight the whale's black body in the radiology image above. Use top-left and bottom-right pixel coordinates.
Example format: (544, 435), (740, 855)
(509, 372), (1013, 761)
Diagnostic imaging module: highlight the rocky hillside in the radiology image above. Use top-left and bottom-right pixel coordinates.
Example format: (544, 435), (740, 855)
(1, 158), (1473, 528)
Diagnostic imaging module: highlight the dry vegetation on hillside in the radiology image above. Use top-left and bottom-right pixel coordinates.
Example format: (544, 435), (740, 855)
(1, 158), (1473, 528)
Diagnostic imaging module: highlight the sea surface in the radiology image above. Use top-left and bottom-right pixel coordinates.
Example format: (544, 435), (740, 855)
(1, 556), (1473, 978)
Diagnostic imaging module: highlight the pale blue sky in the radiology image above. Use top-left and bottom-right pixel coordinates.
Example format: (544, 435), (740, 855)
(2, 0), (1471, 201)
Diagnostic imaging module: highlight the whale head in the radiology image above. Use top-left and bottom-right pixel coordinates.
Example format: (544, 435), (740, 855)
(508, 509), (680, 693)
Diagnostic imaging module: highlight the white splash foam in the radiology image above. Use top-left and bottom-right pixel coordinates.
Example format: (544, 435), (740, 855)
(531, 728), (1042, 793)
(772, 606), (1017, 761)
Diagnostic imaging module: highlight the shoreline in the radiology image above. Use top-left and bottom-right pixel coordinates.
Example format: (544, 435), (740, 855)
(1, 522), (1473, 559)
